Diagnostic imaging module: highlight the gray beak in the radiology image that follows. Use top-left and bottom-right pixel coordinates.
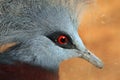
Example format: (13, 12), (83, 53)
(72, 32), (103, 69)
(79, 50), (103, 69)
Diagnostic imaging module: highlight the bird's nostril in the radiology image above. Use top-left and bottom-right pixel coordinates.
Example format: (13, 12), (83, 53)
(88, 52), (91, 55)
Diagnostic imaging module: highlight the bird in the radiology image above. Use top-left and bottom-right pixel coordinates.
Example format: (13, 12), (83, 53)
(0, 0), (103, 80)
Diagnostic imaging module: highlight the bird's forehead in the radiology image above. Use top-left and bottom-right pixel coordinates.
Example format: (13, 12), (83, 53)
(38, 7), (78, 32)
(39, 7), (78, 40)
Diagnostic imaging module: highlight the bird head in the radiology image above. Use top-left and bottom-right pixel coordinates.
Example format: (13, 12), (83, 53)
(0, 0), (103, 72)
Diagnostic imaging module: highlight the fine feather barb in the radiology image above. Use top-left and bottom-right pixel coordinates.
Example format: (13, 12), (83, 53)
(0, 0), (92, 26)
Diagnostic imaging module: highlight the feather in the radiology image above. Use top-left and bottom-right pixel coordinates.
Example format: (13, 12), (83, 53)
(47, 0), (92, 27)
(0, 0), (92, 28)
(0, 0), (92, 45)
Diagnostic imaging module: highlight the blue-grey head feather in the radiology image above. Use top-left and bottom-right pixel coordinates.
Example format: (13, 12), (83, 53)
(0, 0), (103, 71)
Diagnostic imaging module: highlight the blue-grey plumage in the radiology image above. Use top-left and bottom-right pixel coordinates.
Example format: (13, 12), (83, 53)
(0, 0), (103, 73)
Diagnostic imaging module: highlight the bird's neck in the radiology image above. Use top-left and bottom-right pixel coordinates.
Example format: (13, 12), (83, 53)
(0, 63), (59, 80)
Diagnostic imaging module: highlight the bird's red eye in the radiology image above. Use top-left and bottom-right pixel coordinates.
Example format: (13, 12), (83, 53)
(47, 32), (74, 49)
(57, 35), (68, 45)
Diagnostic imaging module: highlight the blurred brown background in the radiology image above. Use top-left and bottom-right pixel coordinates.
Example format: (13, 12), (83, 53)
(60, 0), (120, 80)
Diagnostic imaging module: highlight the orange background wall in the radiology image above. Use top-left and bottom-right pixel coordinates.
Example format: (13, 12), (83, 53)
(60, 0), (120, 80)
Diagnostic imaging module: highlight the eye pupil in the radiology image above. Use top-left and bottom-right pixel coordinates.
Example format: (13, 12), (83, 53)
(57, 35), (68, 44)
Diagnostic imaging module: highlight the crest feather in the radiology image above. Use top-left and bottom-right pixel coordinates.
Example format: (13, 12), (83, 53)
(0, 0), (92, 28)
(47, 0), (92, 27)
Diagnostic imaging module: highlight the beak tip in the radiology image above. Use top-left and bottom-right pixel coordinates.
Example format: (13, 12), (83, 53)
(96, 61), (104, 69)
